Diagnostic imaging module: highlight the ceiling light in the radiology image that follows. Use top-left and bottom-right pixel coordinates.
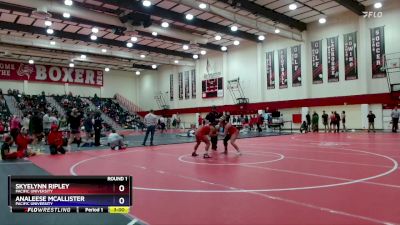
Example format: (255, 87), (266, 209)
(161, 22), (169, 28)
(374, 2), (382, 9)
(185, 14), (194, 20)
(152, 31), (158, 36)
(136, 71), (141, 75)
(44, 20), (52, 26)
(221, 46), (227, 51)
(233, 40), (240, 45)
(69, 63), (74, 67)
(174, 60), (179, 64)
(274, 28), (280, 33)
(46, 28), (54, 34)
(258, 35), (265, 41)
(101, 49), (107, 53)
(200, 50), (207, 55)
(143, 0), (151, 7)
(318, 17), (326, 24)
(131, 37), (138, 42)
(105, 67), (110, 72)
(90, 35), (97, 40)
(140, 54), (146, 58)
(126, 42), (133, 48)
(63, 12), (70, 18)
(64, 0), (73, 6)
(80, 54), (86, 59)
(193, 54), (199, 59)
(231, 25), (238, 32)
(91, 27), (99, 33)
(152, 64), (157, 69)
(289, 3), (297, 10)
(199, 3), (207, 9)
(50, 41), (56, 45)
(215, 35), (222, 40)
(183, 45), (189, 50)
(28, 59), (34, 64)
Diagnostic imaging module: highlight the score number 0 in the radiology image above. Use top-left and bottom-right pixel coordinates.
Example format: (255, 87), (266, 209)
(118, 184), (126, 205)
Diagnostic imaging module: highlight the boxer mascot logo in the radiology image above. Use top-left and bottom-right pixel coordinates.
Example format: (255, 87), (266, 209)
(17, 63), (34, 80)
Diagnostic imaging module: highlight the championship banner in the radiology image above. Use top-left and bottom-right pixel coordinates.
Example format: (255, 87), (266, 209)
(178, 72), (183, 100)
(291, 45), (301, 87)
(169, 74), (174, 101)
(327, 36), (339, 82)
(266, 51), (275, 89)
(278, 48), (288, 89)
(370, 26), (386, 78)
(311, 40), (323, 84)
(344, 32), (358, 80)
(191, 69), (196, 99)
(184, 71), (190, 99)
(0, 60), (103, 87)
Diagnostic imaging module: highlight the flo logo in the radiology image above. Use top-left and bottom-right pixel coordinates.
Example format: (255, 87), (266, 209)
(363, 11), (383, 18)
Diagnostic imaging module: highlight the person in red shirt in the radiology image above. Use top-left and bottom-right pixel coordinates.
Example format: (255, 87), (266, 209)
(198, 115), (204, 127)
(221, 117), (241, 155)
(192, 124), (215, 158)
(48, 124), (66, 155)
(15, 127), (35, 158)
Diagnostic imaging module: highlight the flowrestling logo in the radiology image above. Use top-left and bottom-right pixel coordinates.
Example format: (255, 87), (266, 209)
(363, 11), (383, 18)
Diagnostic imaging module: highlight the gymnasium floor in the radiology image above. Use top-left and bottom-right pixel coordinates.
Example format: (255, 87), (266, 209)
(3, 132), (400, 225)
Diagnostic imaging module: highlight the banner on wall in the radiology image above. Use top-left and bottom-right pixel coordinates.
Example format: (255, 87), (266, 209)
(202, 77), (223, 98)
(266, 51), (275, 89)
(169, 74), (174, 101)
(370, 26), (386, 78)
(344, 32), (358, 80)
(0, 60), (103, 86)
(311, 40), (323, 84)
(278, 48), (288, 89)
(184, 71), (190, 99)
(291, 45), (301, 87)
(327, 36), (339, 82)
(191, 69), (196, 99)
(178, 72), (183, 100)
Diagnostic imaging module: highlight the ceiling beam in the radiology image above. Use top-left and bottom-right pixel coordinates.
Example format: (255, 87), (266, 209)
(101, 0), (259, 42)
(0, 21), (194, 58)
(217, 0), (307, 31)
(132, 64), (155, 70)
(333, 0), (365, 16)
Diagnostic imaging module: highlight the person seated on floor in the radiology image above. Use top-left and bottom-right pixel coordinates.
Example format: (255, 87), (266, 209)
(1, 135), (20, 160)
(48, 124), (66, 155)
(300, 121), (308, 133)
(15, 128), (36, 157)
(108, 129), (126, 150)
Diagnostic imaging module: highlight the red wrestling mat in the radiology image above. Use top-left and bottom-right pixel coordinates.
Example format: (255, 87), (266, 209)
(30, 133), (400, 225)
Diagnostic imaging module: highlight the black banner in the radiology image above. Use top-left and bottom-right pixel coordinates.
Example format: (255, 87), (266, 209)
(178, 72), (183, 100)
(169, 74), (173, 101)
(291, 45), (301, 87)
(327, 36), (339, 82)
(278, 48), (288, 89)
(266, 51), (275, 89)
(344, 32), (358, 80)
(370, 26), (386, 78)
(191, 69), (196, 98)
(184, 71), (189, 99)
(311, 40), (323, 84)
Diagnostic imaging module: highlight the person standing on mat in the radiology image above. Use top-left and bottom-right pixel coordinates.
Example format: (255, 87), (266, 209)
(205, 106), (222, 150)
(306, 112), (311, 132)
(334, 111), (341, 133)
(67, 108), (83, 151)
(391, 107), (399, 133)
(322, 111), (329, 133)
(367, 111), (376, 133)
(48, 124), (66, 155)
(312, 111), (319, 132)
(341, 111), (347, 132)
(142, 110), (158, 146)
(192, 124), (215, 158)
(220, 117), (241, 155)
(93, 112), (103, 146)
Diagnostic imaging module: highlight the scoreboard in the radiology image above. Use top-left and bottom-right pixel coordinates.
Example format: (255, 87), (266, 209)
(8, 176), (132, 213)
(202, 77), (223, 98)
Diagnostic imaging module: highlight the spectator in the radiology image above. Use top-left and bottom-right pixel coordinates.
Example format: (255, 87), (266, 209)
(22, 113), (31, 130)
(257, 114), (264, 132)
(367, 111), (376, 133)
(329, 111), (336, 132)
(29, 110), (43, 150)
(198, 115), (203, 127)
(391, 107), (399, 133)
(108, 129), (126, 150)
(341, 111), (346, 132)
(300, 121), (308, 133)
(306, 112), (311, 132)
(9, 115), (21, 141)
(142, 110), (158, 146)
(43, 111), (51, 143)
(312, 111), (319, 132)
(48, 124), (65, 155)
(83, 113), (94, 144)
(67, 108), (83, 151)
(159, 116), (166, 133)
(322, 111), (329, 133)
(334, 111), (340, 133)
(49, 112), (59, 126)
(93, 112), (103, 146)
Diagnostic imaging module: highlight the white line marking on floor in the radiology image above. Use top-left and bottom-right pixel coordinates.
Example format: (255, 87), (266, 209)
(127, 218), (138, 225)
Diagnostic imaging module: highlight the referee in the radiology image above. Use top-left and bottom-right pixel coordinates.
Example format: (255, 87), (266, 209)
(205, 106), (222, 150)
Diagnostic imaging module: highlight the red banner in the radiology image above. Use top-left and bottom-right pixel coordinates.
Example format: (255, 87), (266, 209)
(0, 60), (103, 87)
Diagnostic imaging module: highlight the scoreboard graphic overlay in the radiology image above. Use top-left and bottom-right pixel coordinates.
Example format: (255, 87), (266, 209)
(202, 77), (223, 98)
(8, 176), (132, 213)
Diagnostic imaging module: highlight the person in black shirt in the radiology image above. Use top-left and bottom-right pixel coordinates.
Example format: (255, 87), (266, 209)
(67, 108), (83, 151)
(334, 111), (340, 133)
(1, 135), (18, 160)
(367, 111), (376, 132)
(29, 110), (43, 149)
(94, 112), (103, 146)
(321, 111), (329, 133)
(306, 112), (311, 132)
(205, 106), (222, 150)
